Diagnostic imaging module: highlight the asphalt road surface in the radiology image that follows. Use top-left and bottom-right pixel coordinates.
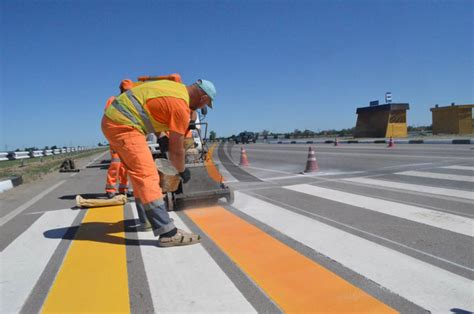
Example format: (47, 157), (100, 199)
(1, 142), (473, 313)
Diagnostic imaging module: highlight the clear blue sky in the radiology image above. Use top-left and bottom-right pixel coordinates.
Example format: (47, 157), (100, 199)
(1, 0), (472, 150)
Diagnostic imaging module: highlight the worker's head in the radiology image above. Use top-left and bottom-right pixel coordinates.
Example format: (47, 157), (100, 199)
(119, 79), (134, 93)
(186, 79), (216, 110)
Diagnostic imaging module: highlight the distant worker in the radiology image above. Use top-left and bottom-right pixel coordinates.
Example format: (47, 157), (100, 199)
(103, 82), (132, 199)
(101, 74), (215, 247)
(105, 148), (129, 198)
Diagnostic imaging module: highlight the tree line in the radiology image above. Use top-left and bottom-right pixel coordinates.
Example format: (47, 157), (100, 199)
(211, 124), (432, 141)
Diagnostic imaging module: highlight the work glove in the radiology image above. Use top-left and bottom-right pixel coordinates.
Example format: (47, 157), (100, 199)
(179, 168), (191, 184)
(157, 136), (169, 154)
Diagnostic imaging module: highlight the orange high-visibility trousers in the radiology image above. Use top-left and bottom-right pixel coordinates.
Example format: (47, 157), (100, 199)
(105, 149), (129, 194)
(101, 115), (175, 235)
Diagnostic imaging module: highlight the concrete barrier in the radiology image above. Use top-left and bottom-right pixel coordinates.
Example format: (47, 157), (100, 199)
(29, 150), (44, 158)
(11, 152), (30, 160)
(0, 175), (23, 193)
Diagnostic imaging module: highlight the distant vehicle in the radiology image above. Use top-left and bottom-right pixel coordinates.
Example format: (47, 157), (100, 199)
(235, 132), (256, 144)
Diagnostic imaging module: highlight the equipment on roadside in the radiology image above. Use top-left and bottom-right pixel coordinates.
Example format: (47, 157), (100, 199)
(76, 194), (127, 208)
(59, 159), (80, 172)
(160, 117), (234, 210)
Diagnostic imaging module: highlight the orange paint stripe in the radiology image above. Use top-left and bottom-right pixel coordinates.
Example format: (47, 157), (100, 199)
(186, 206), (397, 313)
(204, 143), (223, 183)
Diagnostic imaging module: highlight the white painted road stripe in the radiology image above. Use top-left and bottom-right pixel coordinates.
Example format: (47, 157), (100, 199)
(0, 209), (79, 313)
(343, 177), (474, 200)
(442, 165), (474, 171)
(233, 192), (473, 313)
(284, 184), (473, 237)
(130, 203), (255, 313)
(396, 170), (474, 182)
(0, 180), (66, 227)
(0, 150), (108, 227)
(244, 148), (474, 160)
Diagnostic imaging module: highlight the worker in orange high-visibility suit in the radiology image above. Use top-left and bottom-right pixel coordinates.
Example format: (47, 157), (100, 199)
(105, 149), (129, 197)
(104, 84), (130, 199)
(102, 74), (216, 247)
(104, 80), (149, 229)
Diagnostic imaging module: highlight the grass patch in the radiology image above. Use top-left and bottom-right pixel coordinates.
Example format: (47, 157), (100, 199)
(0, 149), (108, 183)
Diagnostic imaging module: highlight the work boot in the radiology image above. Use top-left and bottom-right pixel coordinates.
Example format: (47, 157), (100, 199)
(158, 228), (201, 247)
(106, 192), (116, 199)
(119, 190), (133, 198)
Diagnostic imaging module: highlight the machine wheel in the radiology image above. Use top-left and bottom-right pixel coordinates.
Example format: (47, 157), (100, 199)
(165, 192), (175, 211)
(225, 188), (235, 205)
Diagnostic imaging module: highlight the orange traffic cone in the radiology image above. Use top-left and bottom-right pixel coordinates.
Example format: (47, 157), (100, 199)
(303, 146), (319, 173)
(334, 137), (339, 146)
(387, 137), (394, 148)
(239, 146), (249, 166)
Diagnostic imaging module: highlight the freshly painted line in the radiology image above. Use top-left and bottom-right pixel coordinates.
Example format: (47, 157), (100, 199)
(285, 184), (473, 237)
(396, 170), (474, 182)
(244, 166), (293, 174)
(130, 203), (255, 313)
(264, 171), (365, 181)
(42, 205), (130, 313)
(441, 165), (474, 171)
(205, 144), (225, 183)
(343, 177), (474, 200)
(232, 192), (473, 313)
(1, 209), (80, 313)
(186, 206), (395, 313)
(0, 180), (66, 227)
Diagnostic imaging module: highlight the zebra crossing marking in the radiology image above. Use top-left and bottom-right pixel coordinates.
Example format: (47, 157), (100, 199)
(186, 205), (395, 313)
(284, 184), (473, 237)
(1, 209), (79, 313)
(41, 205), (130, 313)
(232, 191), (473, 313)
(130, 203), (256, 313)
(396, 170), (474, 182)
(342, 176), (474, 200)
(442, 165), (474, 171)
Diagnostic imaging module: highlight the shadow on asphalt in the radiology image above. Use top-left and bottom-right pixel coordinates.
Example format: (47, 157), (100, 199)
(85, 159), (110, 169)
(85, 164), (109, 169)
(43, 218), (158, 246)
(59, 193), (108, 200)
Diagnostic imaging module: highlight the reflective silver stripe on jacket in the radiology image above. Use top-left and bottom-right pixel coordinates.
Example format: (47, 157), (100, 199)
(111, 99), (141, 126)
(125, 90), (156, 134)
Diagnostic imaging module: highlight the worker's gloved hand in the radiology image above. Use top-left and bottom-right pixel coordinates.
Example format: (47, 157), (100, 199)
(179, 168), (191, 184)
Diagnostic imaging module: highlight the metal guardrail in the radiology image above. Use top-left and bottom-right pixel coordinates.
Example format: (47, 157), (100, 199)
(0, 147), (96, 161)
(267, 138), (474, 145)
